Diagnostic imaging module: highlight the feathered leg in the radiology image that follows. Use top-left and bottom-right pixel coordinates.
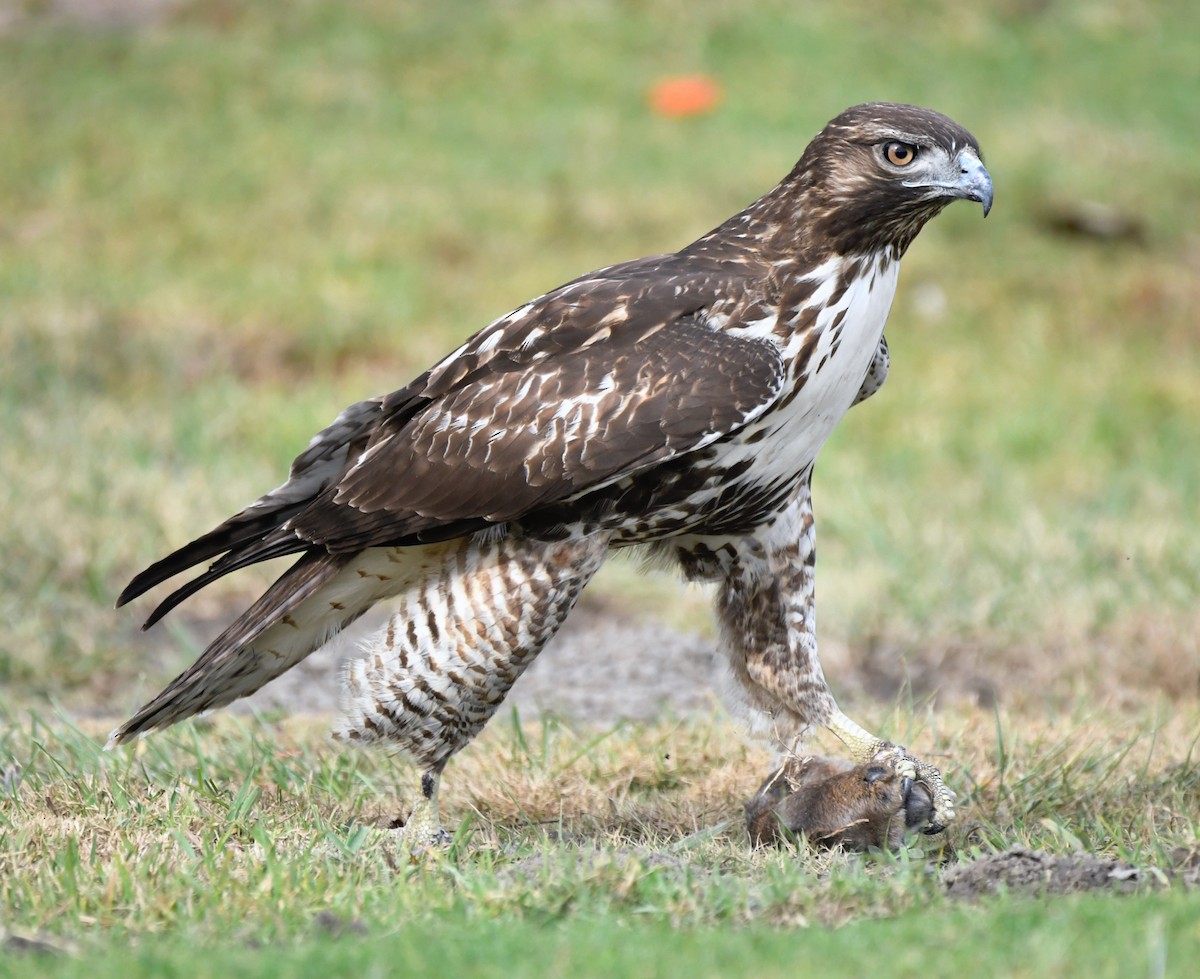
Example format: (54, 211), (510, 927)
(335, 530), (611, 846)
(707, 473), (955, 832)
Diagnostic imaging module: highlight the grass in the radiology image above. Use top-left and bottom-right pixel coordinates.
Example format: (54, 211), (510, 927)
(2, 706), (1199, 973)
(4, 895), (1200, 979)
(1, 0), (1199, 974)
(2, 0), (1199, 695)
(2, 893), (1197, 978)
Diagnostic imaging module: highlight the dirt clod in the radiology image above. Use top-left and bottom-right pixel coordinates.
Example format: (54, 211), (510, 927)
(944, 847), (1143, 899)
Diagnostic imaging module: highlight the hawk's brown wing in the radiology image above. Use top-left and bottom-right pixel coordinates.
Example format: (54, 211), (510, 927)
(296, 307), (785, 552)
(120, 257), (784, 623)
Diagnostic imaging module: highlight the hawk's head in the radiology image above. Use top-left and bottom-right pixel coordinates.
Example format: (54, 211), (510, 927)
(786, 102), (992, 258)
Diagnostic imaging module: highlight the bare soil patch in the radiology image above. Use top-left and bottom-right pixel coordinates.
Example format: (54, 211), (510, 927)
(234, 594), (723, 725)
(944, 848), (1144, 900)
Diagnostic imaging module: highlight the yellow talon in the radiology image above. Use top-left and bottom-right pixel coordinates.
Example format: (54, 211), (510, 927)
(824, 709), (956, 832)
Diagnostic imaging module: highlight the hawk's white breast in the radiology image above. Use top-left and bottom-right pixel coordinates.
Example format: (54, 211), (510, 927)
(744, 254), (900, 478)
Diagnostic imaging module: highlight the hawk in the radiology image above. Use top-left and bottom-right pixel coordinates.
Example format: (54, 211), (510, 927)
(110, 103), (992, 845)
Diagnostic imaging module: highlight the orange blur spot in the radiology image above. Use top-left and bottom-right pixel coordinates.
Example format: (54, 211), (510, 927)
(648, 75), (722, 118)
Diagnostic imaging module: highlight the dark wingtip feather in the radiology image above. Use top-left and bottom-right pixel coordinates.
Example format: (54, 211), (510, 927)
(116, 506), (311, 616)
(116, 518), (275, 609)
(117, 540), (233, 610)
(135, 535), (312, 631)
(138, 577), (210, 631)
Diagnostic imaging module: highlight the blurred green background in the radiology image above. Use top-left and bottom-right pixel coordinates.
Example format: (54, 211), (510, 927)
(1, 0), (1197, 710)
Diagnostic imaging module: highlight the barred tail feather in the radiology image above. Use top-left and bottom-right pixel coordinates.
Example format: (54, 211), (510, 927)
(106, 547), (419, 747)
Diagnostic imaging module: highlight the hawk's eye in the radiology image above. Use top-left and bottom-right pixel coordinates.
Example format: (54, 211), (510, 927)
(883, 141), (918, 167)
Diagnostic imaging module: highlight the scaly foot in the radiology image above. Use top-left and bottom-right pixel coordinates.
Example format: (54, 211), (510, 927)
(823, 709), (955, 833)
(867, 744), (954, 833)
(392, 769), (452, 852)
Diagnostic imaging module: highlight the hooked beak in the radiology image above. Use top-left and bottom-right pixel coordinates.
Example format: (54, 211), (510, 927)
(907, 148), (993, 217)
(952, 150), (993, 217)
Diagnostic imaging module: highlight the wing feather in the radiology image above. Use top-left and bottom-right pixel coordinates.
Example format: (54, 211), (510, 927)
(116, 396), (389, 609)
(119, 253), (782, 613)
(291, 310), (784, 551)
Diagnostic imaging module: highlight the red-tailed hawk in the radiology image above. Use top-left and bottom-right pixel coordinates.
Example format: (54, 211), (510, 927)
(111, 103), (992, 845)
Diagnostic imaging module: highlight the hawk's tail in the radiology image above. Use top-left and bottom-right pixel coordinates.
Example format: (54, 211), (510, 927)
(107, 549), (373, 746)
